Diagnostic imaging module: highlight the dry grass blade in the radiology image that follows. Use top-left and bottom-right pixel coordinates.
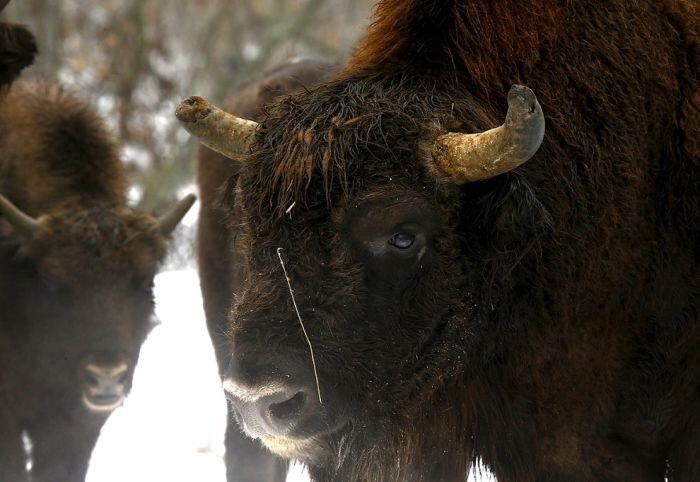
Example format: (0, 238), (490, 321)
(276, 247), (323, 404)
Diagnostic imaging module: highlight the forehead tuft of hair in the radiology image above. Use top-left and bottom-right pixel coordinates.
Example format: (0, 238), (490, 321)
(244, 73), (490, 220)
(19, 207), (167, 284)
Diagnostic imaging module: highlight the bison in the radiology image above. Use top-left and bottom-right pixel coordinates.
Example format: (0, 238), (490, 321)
(180, 0), (699, 481)
(0, 83), (195, 481)
(0, 0), (37, 91)
(197, 59), (338, 482)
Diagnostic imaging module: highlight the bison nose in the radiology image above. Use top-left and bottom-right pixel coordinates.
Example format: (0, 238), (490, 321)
(84, 361), (129, 384)
(222, 354), (318, 438)
(260, 388), (310, 434)
(81, 360), (129, 413)
(224, 377), (314, 438)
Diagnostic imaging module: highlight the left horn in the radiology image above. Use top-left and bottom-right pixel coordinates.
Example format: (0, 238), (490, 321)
(432, 85), (545, 184)
(157, 193), (196, 235)
(0, 194), (39, 238)
(175, 96), (258, 161)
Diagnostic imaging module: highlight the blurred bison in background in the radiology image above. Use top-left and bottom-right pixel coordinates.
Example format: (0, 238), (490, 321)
(0, 0), (36, 91)
(197, 59), (338, 482)
(181, 0), (699, 481)
(0, 83), (195, 481)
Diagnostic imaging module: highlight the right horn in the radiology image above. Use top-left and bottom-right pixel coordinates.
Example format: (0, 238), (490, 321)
(175, 96), (258, 161)
(0, 194), (39, 238)
(432, 85), (545, 184)
(156, 193), (196, 235)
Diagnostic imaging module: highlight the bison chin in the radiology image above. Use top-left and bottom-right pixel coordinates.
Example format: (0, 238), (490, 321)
(259, 435), (327, 461)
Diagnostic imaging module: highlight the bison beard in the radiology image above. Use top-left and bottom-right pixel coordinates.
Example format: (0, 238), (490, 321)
(186, 1), (699, 481)
(0, 84), (194, 481)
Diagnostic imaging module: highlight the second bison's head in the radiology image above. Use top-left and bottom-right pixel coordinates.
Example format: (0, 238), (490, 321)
(178, 74), (544, 471)
(0, 194), (194, 414)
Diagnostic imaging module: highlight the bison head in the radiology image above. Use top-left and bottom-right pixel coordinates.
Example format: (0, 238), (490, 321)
(0, 194), (194, 414)
(179, 75), (544, 475)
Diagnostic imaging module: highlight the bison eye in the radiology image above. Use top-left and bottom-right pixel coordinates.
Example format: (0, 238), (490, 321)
(388, 233), (415, 250)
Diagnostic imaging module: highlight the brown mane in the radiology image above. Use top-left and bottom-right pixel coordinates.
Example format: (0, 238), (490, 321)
(347, 0), (562, 89)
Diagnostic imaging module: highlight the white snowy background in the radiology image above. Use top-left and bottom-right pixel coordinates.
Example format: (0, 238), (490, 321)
(86, 201), (495, 482)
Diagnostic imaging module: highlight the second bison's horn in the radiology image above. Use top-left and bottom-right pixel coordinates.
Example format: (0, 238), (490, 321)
(157, 193), (197, 235)
(175, 96), (258, 161)
(432, 85), (545, 184)
(0, 194), (39, 238)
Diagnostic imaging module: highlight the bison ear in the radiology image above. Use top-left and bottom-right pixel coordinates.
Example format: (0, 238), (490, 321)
(0, 0), (10, 13)
(0, 194), (39, 239)
(156, 193), (196, 235)
(175, 96), (258, 161)
(432, 85), (545, 184)
(0, 16), (39, 90)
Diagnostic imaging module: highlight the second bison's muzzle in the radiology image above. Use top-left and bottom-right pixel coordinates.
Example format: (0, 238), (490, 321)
(81, 355), (131, 413)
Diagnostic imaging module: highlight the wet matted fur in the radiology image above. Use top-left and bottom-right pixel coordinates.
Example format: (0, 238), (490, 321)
(204, 1), (698, 481)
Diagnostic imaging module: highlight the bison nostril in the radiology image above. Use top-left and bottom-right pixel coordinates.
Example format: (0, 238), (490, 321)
(116, 372), (128, 386)
(83, 361), (129, 389)
(268, 391), (306, 422)
(85, 371), (100, 387)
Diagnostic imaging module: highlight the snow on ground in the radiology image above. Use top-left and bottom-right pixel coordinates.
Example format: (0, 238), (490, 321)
(87, 270), (227, 482)
(87, 268), (494, 482)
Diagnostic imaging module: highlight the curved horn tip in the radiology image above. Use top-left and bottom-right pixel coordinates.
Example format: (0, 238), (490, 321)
(506, 85), (545, 159)
(174, 96), (258, 161)
(506, 84), (543, 122)
(180, 192), (197, 206)
(432, 85), (545, 184)
(157, 193), (197, 235)
(175, 96), (209, 124)
(508, 84), (536, 105)
(0, 194), (39, 239)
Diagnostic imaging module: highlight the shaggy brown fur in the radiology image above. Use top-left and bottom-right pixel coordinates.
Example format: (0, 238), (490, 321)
(0, 84), (183, 482)
(205, 0), (700, 481)
(197, 59), (339, 482)
(0, 1), (37, 92)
